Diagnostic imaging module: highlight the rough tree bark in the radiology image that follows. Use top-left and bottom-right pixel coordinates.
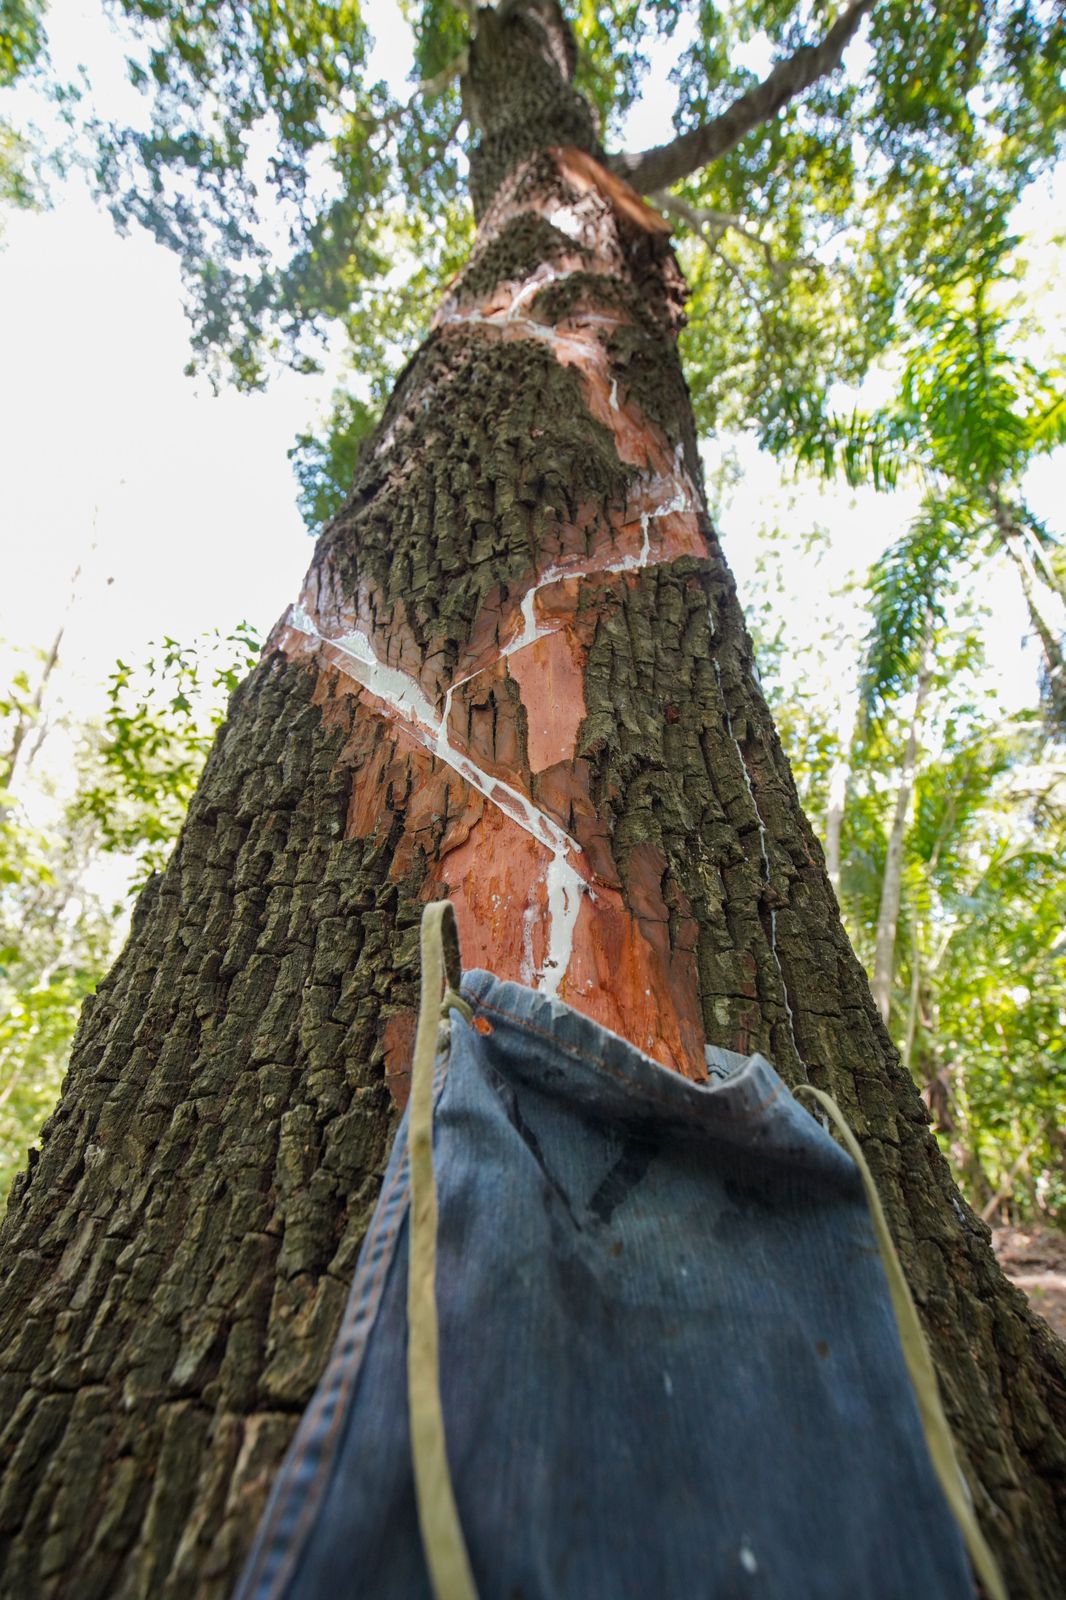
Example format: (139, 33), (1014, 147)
(0, 5), (1064, 1596)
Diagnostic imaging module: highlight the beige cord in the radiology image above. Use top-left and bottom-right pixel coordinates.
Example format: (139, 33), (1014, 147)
(407, 900), (478, 1600)
(796, 1084), (1007, 1600)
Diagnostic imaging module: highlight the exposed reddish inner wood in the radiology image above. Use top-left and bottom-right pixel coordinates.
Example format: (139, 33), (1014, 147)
(552, 146), (674, 235)
(275, 150), (711, 1081)
(505, 631), (584, 772)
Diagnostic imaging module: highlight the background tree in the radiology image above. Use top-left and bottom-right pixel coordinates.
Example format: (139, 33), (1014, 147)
(794, 231), (1066, 729)
(742, 515), (1066, 1221)
(900, 724), (1066, 1224)
(0, 638), (113, 1199)
(833, 670), (1065, 1227)
(74, 623), (262, 884)
(0, 3), (1064, 1597)
(0, 625), (260, 1200)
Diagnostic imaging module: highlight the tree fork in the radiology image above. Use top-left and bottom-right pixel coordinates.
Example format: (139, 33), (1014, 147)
(0, 5), (1064, 1596)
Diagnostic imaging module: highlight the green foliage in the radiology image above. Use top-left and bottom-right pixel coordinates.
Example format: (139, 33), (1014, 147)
(0, 819), (112, 1202)
(94, 0), (469, 388)
(789, 230), (1066, 730)
(733, 517), (854, 807)
(0, 117), (35, 206)
(290, 389), (377, 531)
(932, 820), (1066, 1218)
(571, 0), (676, 139)
(859, 496), (975, 720)
(35, 0), (1046, 473)
(0, 0), (48, 208)
(797, 238), (1066, 493)
(0, 624), (261, 1201)
(5, 0), (1061, 490)
(0, 636), (111, 1201)
(743, 509), (1065, 1226)
(898, 732), (1066, 1221)
(74, 622), (260, 882)
(669, 2), (1063, 449)
(867, 0), (1065, 176)
(0, 0), (45, 89)
(6, 1), (1058, 559)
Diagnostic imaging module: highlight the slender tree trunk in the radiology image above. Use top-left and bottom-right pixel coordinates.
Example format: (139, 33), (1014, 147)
(872, 620), (933, 1024)
(989, 487), (1066, 731)
(1, 558), (83, 806)
(0, 622), (63, 807)
(981, 1145), (1038, 1226)
(902, 919), (922, 1078)
(1019, 515), (1066, 607)
(823, 666), (858, 899)
(823, 753), (846, 897)
(0, 8), (1064, 1596)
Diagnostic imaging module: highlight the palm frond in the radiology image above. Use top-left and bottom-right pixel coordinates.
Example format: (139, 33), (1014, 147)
(859, 493), (976, 719)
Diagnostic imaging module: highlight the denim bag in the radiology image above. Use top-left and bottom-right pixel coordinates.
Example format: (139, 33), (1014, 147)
(234, 903), (995, 1600)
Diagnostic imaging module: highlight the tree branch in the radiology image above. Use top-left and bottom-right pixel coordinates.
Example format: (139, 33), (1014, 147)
(609, 0), (877, 195)
(651, 189), (820, 276)
(418, 51), (469, 102)
(308, 48), (466, 140)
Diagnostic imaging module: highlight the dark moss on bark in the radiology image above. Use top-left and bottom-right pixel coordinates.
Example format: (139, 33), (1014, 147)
(533, 268), (666, 335)
(531, 271), (699, 464)
(321, 330), (633, 687)
(455, 213), (587, 304)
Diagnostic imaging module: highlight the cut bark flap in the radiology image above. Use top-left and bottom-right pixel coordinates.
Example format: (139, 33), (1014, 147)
(552, 146), (673, 235)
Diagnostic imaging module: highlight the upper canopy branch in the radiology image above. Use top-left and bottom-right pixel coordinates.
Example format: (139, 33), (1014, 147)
(651, 189), (820, 275)
(609, 0), (877, 195)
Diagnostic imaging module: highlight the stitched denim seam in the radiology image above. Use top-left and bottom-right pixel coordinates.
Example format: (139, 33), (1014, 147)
(243, 1145), (411, 1600)
(465, 985), (784, 1123)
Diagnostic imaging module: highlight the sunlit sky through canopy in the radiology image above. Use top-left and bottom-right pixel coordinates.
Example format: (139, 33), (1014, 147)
(0, 0), (1062, 790)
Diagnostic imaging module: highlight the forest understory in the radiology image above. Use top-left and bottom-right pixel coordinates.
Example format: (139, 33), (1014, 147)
(995, 1225), (1066, 1342)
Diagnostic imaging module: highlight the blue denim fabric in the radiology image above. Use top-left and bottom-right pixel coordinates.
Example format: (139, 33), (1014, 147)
(234, 970), (976, 1600)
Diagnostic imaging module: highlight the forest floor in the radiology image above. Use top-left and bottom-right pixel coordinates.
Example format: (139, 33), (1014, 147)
(993, 1224), (1066, 1341)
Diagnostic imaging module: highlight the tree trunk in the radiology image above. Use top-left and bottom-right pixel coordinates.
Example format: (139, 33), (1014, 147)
(872, 620), (933, 1024)
(0, 621), (63, 808)
(901, 919), (922, 1079)
(989, 487), (1066, 732)
(823, 662), (858, 900)
(1, 7), (1064, 1596)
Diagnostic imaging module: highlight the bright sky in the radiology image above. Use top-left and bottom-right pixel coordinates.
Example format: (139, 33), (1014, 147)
(0, 0), (416, 713)
(0, 0), (1060, 799)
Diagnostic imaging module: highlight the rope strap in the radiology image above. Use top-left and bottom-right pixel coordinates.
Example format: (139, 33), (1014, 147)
(408, 900), (478, 1600)
(796, 1084), (1007, 1600)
